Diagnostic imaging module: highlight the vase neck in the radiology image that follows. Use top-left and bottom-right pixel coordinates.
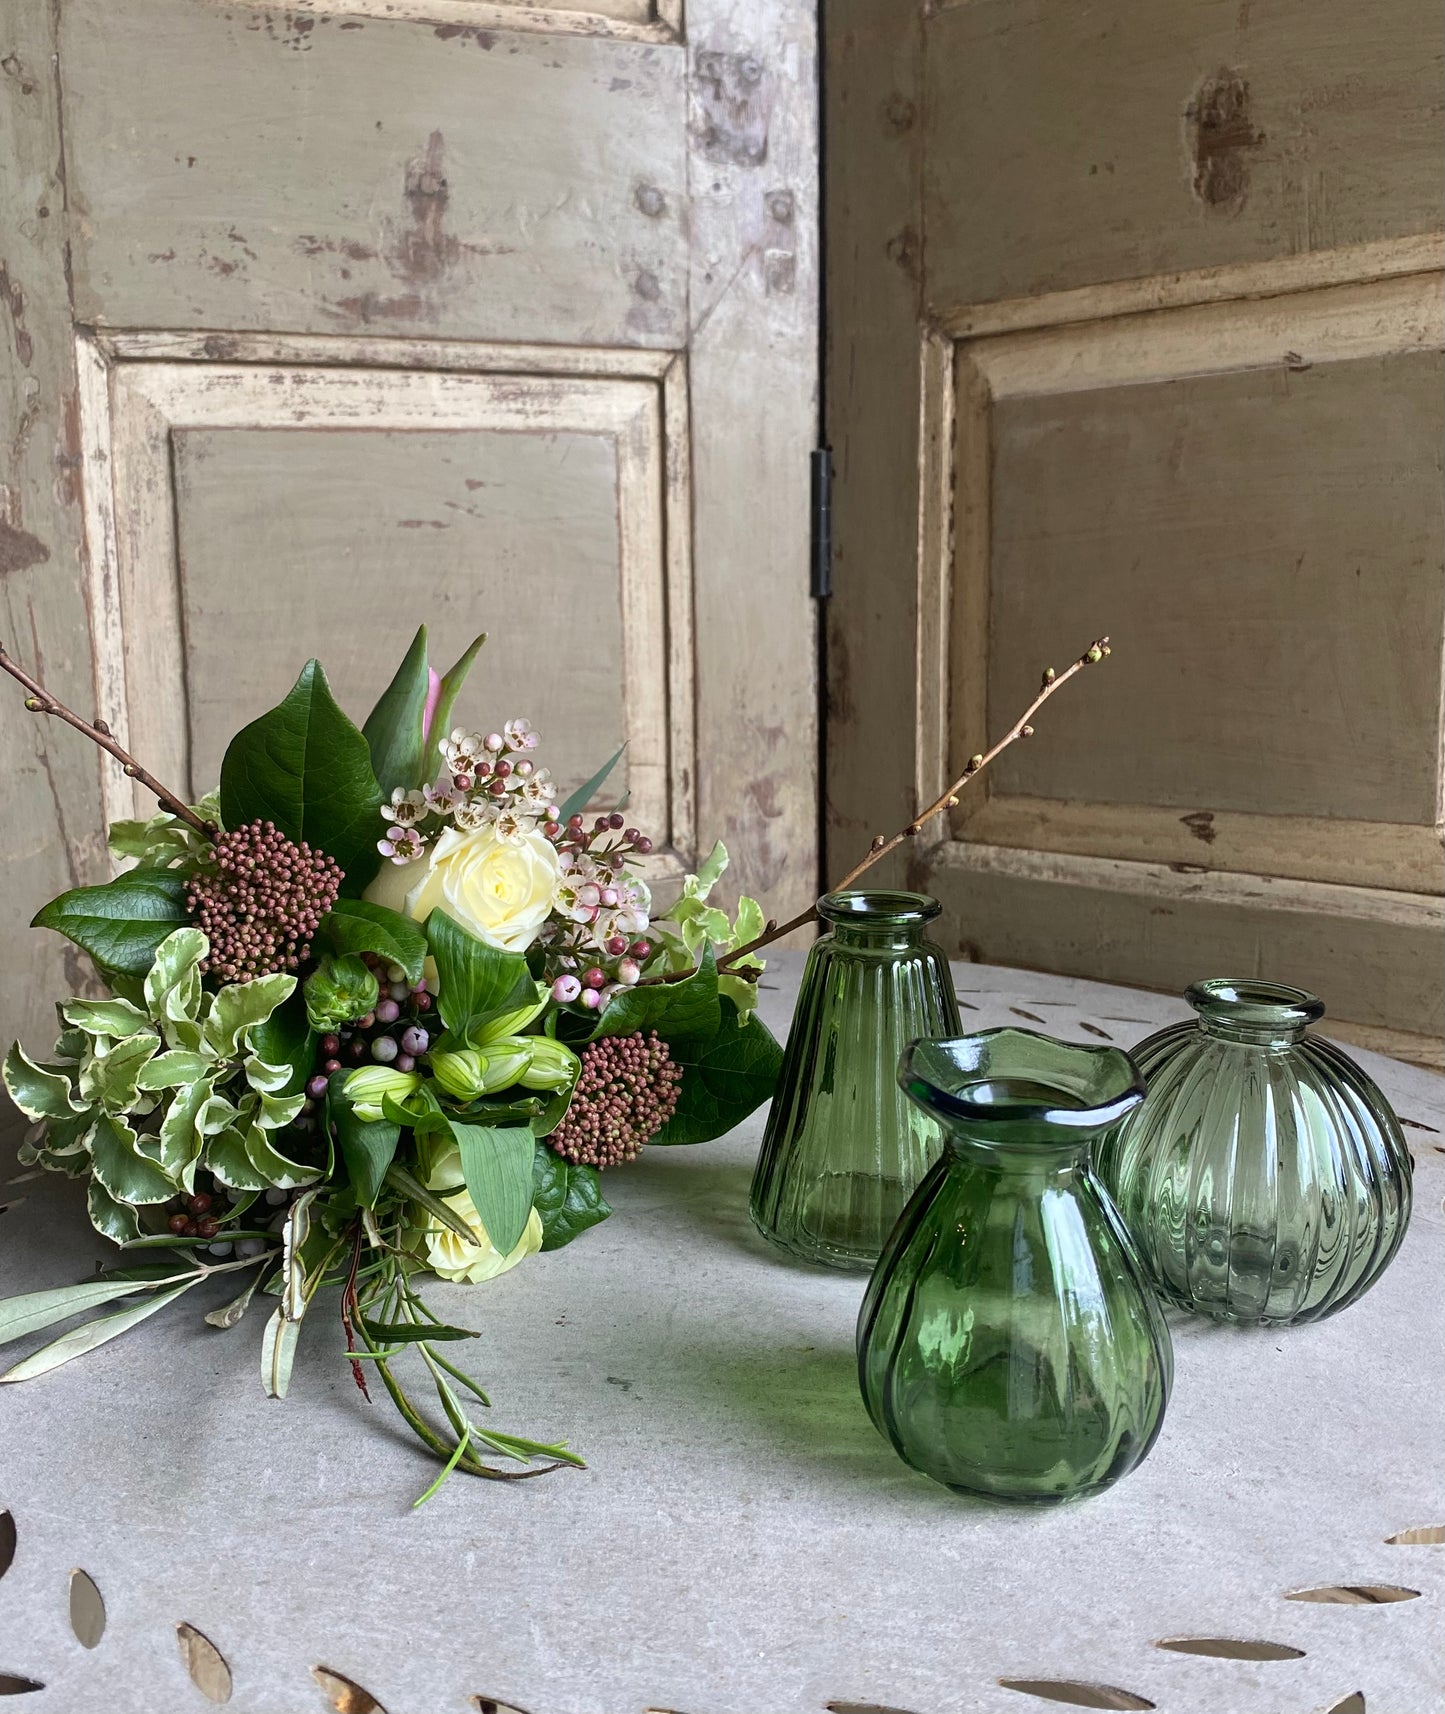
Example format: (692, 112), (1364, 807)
(1186, 978), (1324, 1049)
(818, 888), (941, 954)
(941, 1124), (1092, 1182)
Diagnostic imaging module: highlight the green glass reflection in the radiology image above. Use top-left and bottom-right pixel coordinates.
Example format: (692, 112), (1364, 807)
(1094, 979), (1413, 1327)
(749, 891), (961, 1271)
(857, 1029), (1172, 1505)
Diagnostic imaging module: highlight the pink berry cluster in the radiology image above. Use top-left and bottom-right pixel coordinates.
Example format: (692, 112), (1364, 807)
(187, 820), (343, 982)
(544, 812), (655, 1003)
(549, 1030), (683, 1169)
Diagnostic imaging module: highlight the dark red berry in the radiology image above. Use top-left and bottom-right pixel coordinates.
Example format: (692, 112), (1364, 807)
(321, 1034), (341, 1056)
(167, 1213), (190, 1235)
(196, 1217), (220, 1239)
(186, 1192), (212, 1216)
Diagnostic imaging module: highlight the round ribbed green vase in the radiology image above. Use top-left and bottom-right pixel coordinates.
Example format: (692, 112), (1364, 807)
(857, 1029), (1172, 1505)
(1094, 979), (1413, 1327)
(748, 891), (961, 1270)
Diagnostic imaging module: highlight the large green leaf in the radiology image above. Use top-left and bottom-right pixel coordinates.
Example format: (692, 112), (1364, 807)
(427, 912), (530, 1041)
(649, 997), (784, 1146)
(592, 946), (720, 1047)
(87, 1114), (177, 1205)
(531, 1144), (611, 1251)
(318, 899), (427, 983)
(451, 1122), (535, 1256)
(248, 989), (314, 1099)
(218, 658), (384, 888)
(32, 869), (190, 976)
(3, 1043), (80, 1120)
(0, 1279), (200, 1382)
(427, 631), (487, 760)
(556, 743), (626, 822)
(362, 624), (432, 797)
(334, 1108), (400, 1208)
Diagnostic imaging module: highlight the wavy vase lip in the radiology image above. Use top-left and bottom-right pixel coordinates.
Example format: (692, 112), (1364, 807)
(898, 1028), (1146, 1136)
(818, 889), (942, 927)
(1185, 977), (1326, 1030)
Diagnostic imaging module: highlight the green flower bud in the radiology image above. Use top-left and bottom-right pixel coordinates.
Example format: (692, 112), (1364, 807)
(343, 1065), (423, 1121)
(304, 954), (379, 1033)
(471, 983), (550, 1047)
(430, 1043), (532, 1101)
(517, 1036), (580, 1092)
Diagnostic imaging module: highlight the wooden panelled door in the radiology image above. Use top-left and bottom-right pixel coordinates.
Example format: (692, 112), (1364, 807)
(827, 0), (1445, 1061)
(0, 0), (817, 1051)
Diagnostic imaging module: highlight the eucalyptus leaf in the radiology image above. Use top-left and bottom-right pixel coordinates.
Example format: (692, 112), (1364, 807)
(0, 1279), (199, 1382)
(318, 899), (427, 983)
(31, 870), (190, 976)
(218, 658), (384, 888)
(260, 1304), (301, 1399)
(556, 743), (626, 822)
(0, 1275), (188, 1349)
(531, 1145), (611, 1251)
(362, 623), (431, 796)
(452, 1122), (535, 1256)
(649, 996), (784, 1146)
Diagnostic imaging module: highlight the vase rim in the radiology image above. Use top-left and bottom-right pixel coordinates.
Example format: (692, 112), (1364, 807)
(899, 1028), (1146, 1137)
(1185, 978), (1325, 1028)
(818, 889), (942, 927)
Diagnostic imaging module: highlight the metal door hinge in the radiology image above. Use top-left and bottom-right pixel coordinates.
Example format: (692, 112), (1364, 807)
(810, 445), (833, 600)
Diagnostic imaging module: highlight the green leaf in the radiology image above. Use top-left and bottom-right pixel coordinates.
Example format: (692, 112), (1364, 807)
(243, 1123), (323, 1192)
(154, 1076), (213, 1178)
(260, 1303), (302, 1398)
(248, 989), (314, 1099)
(593, 945), (721, 1047)
(88, 1113), (177, 1205)
(335, 1108), (400, 1208)
(384, 1161), (477, 1244)
(356, 1315), (479, 1345)
(202, 1125), (268, 1191)
(61, 998), (151, 1038)
(32, 869), (190, 976)
(3, 1042), (81, 1120)
(650, 997), (784, 1146)
(427, 911), (530, 1040)
(303, 954), (379, 1033)
(451, 1122), (535, 1255)
(362, 623), (432, 796)
(87, 1178), (142, 1244)
(136, 1050), (212, 1091)
(78, 1032), (159, 1114)
(203, 974), (296, 1059)
(531, 1144), (611, 1250)
(319, 899), (427, 983)
(428, 631), (487, 760)
(556, 743), (626, 822)
(218, 658), (384, 888)
(688, 839), (729, 900)
(1, 1279), (199, 1382)
(205, 1271), (266, 1330)
(0, 1273), (188, 1349)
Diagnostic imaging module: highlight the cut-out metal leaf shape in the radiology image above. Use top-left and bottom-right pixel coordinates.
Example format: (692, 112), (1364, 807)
(176, 1622), (232, 1703)
(0, 1512), (14, 1580)
(311, 1665), (386, 1714)
(1385, 1524), (1445, 1545)
(1155, 1637), (1305, 1660)
(1285, 1584), (1420, 1605)
(998, 1681), (1155, 1711)
(69, 1569), (105, 1648)
(1322, 1695), (1365, 1714)
(471, 1700), (533, 1714)
(0, 1677), (42, 1696)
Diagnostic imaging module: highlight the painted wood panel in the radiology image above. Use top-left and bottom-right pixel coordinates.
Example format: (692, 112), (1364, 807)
(59, 0), (688, 346)
(924, 0), (1444, 309)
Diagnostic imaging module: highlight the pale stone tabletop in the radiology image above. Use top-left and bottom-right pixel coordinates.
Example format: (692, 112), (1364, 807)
(1, 954), (1441, 1714)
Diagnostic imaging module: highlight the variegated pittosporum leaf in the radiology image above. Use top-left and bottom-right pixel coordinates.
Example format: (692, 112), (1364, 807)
(106, 793), (219, 872)
(3, 926), (317, 1242)
(645, 840), (766, 1020)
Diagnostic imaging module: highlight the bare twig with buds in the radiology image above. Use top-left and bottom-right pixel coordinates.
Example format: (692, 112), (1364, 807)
(704, 635), (1113, 978)
(0, 643), (217, 840)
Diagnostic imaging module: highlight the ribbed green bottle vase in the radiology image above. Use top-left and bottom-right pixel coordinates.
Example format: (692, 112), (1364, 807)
(1094, 979), (1413, 1326)
(858, 1030), (1172, 1505)
(749, 891), (961, 1270)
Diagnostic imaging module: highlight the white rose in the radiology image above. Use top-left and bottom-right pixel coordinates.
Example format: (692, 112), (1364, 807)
(368, 821), (561, 953)
(422, 1146), (543, 1284)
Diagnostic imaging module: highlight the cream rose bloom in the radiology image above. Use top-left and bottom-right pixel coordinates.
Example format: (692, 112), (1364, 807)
(423, 1146), (543, 1284)
(367, 821), (561, 953)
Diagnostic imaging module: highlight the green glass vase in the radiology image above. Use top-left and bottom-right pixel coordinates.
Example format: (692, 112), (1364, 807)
(857, 1029), (1172, 1504)
(749, 891), (961, 1270)
(1094, 979), (1413, 1327)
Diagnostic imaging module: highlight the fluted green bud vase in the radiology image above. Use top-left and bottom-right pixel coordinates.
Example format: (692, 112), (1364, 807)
(749, 891), (961, 1270)
(1094, 980), (1413, 1327)
(857, 1030), (1172, 1505)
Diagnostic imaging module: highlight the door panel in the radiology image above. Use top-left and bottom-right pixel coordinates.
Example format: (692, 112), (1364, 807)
(0, 0), (817, 1054)
(827, 0), (1444, 1059)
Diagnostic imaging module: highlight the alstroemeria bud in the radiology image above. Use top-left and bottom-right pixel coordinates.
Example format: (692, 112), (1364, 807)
(430, 1043), (532, 1100)
(343, 1065), (423, 1122)
(471, 983), (549, 1047)
(517, 1037), (581, 1092)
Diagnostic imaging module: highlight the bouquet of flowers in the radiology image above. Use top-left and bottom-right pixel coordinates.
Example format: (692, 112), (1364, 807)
(0, 628), (782, 1496)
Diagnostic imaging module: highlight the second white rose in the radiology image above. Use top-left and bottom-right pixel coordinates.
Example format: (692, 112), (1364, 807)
(373, 821), (562, 953)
